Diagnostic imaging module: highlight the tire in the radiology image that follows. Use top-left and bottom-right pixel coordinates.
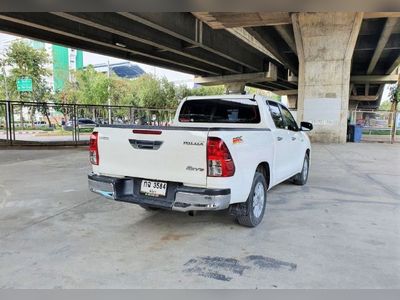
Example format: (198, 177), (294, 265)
(293, 153), (310, 186)
(140, 205), (159, 211)
(237, 172), (267, 228)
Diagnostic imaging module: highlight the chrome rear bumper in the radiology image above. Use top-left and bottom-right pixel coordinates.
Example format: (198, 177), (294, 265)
(173, 191), (230, 212)
(88, 173), (230, 211)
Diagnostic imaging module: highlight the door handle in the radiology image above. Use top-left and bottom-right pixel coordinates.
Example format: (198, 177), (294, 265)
(291, 137), (296, 141)
(277, 136), (283, 141)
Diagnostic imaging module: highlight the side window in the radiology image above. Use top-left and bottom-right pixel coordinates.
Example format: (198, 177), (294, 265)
(267, 101), (285, 129)
(280, 105), (299, 131)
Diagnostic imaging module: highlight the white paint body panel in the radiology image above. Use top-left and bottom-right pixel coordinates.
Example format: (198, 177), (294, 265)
(94, 127), (208, 187)
(92, 95), (311, 204)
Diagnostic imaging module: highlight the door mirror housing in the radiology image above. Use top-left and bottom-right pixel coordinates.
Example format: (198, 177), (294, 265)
(300, 121), (313, 131)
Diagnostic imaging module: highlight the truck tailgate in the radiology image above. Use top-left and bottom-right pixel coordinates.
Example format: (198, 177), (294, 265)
(94, 127), (208, 186)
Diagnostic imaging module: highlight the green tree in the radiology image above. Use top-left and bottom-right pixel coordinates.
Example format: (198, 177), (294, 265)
(389, 83), (399, 109)
(4, 40), (51, 126)
(55, 66), (113, 122)
(379, 100), (392, 111)
(108, 76), (137, 120)
(5, 40), (50, 100)
(75, 66), (110, 105)
(189, 85), (225, 96)
(0, 73), (7, 99)
(245, 86), (281, 101)
(131, 74), (164, 108)
(160, 77), (177, 109)
(0, 72), (6, 127)
(175, 84), (192, 100)
(110, 76), (135, 106)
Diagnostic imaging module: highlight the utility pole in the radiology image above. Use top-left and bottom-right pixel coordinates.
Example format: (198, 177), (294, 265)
(107, 60), (112, 124)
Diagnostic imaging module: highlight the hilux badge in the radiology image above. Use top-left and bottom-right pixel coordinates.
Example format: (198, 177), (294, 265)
(183, 141), (204, 146)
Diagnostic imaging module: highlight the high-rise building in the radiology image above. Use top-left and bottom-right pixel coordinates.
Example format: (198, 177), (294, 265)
(51, 45), (83, 92)
(26, 39), (83, 92)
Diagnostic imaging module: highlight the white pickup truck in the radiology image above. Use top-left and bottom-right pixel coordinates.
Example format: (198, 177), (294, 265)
(88, 94), (313, 227)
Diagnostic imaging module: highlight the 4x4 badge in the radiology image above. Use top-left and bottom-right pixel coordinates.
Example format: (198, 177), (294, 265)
(232, 136), (243, 144)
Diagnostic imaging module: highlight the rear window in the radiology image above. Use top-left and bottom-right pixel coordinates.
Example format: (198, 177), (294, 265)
(178, 98), (260, 123)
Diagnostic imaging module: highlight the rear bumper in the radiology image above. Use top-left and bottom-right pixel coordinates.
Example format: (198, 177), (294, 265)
(88, 173), (230, 212)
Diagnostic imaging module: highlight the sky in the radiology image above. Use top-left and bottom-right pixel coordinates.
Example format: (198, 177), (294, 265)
(0, 32), (194, 85)
(83, 51), (194, 84)
(0, 32), (394, 102)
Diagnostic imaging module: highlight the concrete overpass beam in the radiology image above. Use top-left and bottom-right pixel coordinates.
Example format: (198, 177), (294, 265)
(292, 12), (363, 143)
(367, 17), (398, 75)
(194, 62), (278, 86)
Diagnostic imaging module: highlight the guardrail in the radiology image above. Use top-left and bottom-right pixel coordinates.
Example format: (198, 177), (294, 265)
(0, 100), (176, 146)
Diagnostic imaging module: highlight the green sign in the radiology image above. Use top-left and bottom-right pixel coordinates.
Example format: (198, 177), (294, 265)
(17, 77), (33, 92)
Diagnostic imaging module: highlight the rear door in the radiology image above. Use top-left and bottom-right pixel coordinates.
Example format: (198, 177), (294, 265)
(267, 101), (292, 183)
(94, 127), (208, 187)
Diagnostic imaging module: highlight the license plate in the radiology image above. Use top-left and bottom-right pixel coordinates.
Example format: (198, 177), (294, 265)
(140, 180), (167, 197)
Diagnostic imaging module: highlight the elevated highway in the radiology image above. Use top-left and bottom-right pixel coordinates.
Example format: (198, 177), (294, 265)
(0, 12), (399, 142)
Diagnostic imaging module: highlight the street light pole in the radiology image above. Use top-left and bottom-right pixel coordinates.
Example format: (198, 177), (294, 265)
(2, 66), (8, 99)
(390, 71), (399, 144)
(1, 57), (9, 100)
(107, 60), (112, 125)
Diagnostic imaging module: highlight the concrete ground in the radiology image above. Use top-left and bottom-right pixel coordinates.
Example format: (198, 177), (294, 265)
(0, 131), (90, 142)
(0, 143), (399, 288)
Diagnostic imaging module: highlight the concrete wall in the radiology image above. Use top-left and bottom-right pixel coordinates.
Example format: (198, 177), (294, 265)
(292, 12), (363, 143)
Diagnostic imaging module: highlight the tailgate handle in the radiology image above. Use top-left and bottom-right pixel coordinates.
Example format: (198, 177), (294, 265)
(129, 139), (163, 150)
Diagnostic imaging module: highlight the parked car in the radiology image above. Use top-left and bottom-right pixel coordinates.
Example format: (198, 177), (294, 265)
(88, 95), (313, 227)
(64, 118), (97, 130)
(33, 121), (47, 128)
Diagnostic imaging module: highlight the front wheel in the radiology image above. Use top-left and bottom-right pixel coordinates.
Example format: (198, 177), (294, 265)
(237, 172), (267, 227)
(293, 153), (310, 185)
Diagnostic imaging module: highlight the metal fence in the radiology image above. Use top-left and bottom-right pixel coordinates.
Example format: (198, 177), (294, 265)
(349, 110), (399, 143)
(0, 100), (176, 146)
(2, 101), (398, 146)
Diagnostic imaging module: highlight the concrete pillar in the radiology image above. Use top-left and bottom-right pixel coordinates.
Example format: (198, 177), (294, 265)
(224, 82), (246, 94)
(292, 12), (363, 143)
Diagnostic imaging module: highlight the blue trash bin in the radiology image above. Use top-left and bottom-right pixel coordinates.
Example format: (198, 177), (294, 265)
(353, 125), (362, 142)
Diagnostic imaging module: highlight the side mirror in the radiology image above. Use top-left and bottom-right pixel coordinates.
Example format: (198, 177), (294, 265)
(300, 121), (313, 131)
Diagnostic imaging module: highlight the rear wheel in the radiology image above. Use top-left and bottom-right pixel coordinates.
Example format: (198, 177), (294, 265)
(236, 172), (267, 227)
(293, 153), (309, 185)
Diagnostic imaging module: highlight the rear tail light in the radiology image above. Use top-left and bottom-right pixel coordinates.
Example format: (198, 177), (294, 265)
(89, 132), (99, 165)
(207, 137), (235, 177)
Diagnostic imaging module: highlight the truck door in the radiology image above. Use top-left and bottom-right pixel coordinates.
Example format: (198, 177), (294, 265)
(267, 101), (292, 183)
(279, 104), (304, 175)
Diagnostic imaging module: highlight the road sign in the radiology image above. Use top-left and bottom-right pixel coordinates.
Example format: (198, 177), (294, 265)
(16, 77), (33, 92)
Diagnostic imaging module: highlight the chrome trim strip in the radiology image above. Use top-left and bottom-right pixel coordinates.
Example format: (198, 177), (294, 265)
(98, 124), (270, 131)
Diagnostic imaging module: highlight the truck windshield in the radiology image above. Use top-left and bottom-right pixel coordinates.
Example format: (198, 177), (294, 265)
(178, 98), (260, 123)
